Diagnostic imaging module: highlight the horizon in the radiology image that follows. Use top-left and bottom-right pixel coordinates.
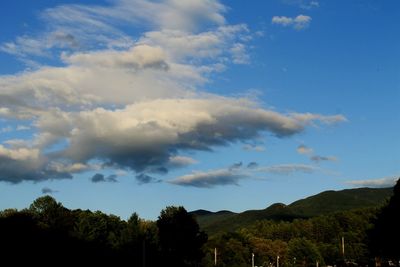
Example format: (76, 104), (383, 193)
(0, 0), (399, 220)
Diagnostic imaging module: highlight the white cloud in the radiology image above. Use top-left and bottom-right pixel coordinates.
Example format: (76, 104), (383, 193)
(0, 145), (40, 161)
(168, 156), (198, 168)
(16, 125), (31, 131)
(230, 43), (250, 64)
(1, 0), (229, 61)
(291, 113), (347, 125)
(272, 15), (312, 30)
(0, 0), (346, 183)
(62, 44), (169, 70)
(346, 176), (399, 188)
(32, 98), (344, 173)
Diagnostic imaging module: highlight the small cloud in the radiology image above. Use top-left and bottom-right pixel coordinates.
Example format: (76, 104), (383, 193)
(247, 162), (259, 169)
(169, 169), (247, 188)
(91, 173), (118, 183)
(243, 144), (266, 152)
(230, 43), (250, 64)
(257, 164), (317, 175)
(135, 173), (161, 185)
(297, 144), (314, 155)
(297, 144), (337, 164)
(168, 156), (198, 168)
(107, 174), (118, 183)
(0, 126), (13, 133)
(291, 113), (347, 125)
(16, 125), (30, 131)
(41, 187), (58, 194)
(229, 162), (243, 170)
(345, 176), (398, 188)
(300, 1), (319, 10)
(91, 173), (106, 183)
(272, 15), (312, 30)
(311, 155), (337, 163)
(282, 0), (319, 10)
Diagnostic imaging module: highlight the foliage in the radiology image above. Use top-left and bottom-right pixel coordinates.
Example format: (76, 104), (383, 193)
(0, 197), (206, 267)
(287, 238), (324, 267)
(192, 187), (392, 235)
(157, 206), (208, 267)
(369, 178), (400, 262)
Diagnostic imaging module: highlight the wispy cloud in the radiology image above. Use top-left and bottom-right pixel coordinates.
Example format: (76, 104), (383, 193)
(297, 144), (338, 164)
(135, 173), (161, 185)
(229, 162), (243, 170)
(311, 155), (337, 163)
(281, 0), (319, 10)
(256, 164), (318, 175)
(297, 144), (313, 155)
(0, 126), (12, 133)
(302, 1), (319, 10)
(41, 187), (58, 194)
(169, 169), (247, 188)
(170, 162), (321, 188)
(91, 173), (118, 183)
(272, 15), (312, 30)
(346, 176), (398, 188)
(243, 144), (266, 152)
(247, 162), (259, 169)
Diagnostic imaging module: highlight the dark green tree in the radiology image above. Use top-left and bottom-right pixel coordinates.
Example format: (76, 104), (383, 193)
(287, 238), (324, 267)
(157, 206), (207, 267)
(369, 178), (400, 262)
(29, 195), (73, 231)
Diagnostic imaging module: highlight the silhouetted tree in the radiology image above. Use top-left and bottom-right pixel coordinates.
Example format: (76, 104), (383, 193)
(369, 178), (400, 263)
(157, 206), (207, 267)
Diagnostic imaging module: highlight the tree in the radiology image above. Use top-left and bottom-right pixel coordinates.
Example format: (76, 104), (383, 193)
(157, 206), (207, 267)
(29, 195), (72, 231)
(287, 238), (324, 267)
(369, 178), (400, 262)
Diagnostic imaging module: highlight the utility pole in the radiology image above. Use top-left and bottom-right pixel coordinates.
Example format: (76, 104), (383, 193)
(252, 253), (255, 267)
(214, 247), (217, 266)
(341, 236), (345, 259)
(277, 255), (280, 267)
(142, 239), (146, 267)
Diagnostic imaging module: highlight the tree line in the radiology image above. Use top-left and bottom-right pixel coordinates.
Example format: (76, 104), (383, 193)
(1, 178), (399, 266)
(0, 198), (206, 266)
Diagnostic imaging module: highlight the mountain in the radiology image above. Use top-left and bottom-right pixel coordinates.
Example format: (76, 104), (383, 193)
(190, 187), (393, 234)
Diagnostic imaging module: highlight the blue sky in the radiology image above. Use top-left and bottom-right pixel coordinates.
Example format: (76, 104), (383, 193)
(0, 0), (399, 220)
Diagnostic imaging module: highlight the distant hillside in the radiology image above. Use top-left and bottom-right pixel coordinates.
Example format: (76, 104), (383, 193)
(289, 187), (392, 217)
(190, 187), (393, 234)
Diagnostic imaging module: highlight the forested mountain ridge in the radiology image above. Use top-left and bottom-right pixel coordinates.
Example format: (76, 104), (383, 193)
(191, 187), (393, 234)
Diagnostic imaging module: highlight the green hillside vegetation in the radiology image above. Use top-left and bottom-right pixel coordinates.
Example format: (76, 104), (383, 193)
(199, 183), (400, 267)
(192, 187), (393, 235)
(289, 187), (393, 217)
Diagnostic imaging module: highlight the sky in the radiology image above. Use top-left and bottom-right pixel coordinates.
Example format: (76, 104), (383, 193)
(0, 0), (399, 220)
